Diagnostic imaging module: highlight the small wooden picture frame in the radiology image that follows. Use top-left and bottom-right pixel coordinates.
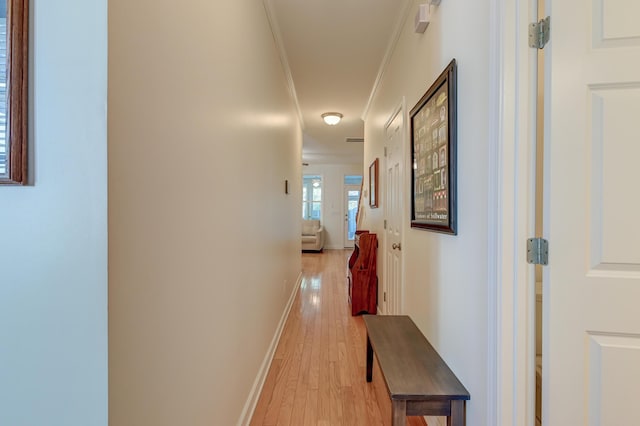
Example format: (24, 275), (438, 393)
(369, 158), (379, 208)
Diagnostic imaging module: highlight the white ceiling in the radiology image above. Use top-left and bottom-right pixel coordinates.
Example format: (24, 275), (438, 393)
(265, 0), (411, 165)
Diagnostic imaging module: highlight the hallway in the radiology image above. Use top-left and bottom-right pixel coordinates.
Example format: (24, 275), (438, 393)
(250, 250), (427, 426)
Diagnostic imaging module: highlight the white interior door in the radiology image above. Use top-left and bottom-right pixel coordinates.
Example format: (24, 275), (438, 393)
(344, 185), (360, 248)
(545, 0), (640, 424)
(383, 102), (404, 315)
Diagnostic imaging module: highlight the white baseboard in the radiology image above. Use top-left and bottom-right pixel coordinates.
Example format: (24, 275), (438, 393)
(236, 271), (303, 426)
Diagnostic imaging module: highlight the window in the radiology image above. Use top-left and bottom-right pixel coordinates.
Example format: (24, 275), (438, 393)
(0, 0), (29, 185)
(302, 175), (322, 220)
(0, 7), (7, 177)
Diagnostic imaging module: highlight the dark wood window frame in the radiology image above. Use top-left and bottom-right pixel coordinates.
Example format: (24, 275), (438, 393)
(0, 0), (28, 185)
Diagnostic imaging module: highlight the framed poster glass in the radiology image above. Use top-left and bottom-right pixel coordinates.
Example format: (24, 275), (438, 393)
(410, 59), (457, 234)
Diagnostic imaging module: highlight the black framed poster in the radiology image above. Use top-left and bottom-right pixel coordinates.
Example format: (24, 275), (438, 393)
(410, 59), (457, 234)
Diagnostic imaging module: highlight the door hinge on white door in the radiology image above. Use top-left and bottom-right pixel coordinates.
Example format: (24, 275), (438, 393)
(527, 238), (549, 265)
(384, 147), (388, 157)
(529, 16), (550, 49)
(384, 219), (387, 229)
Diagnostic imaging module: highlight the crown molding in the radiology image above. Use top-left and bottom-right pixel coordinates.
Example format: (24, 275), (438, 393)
(361, 0), (413, 121)
(263, 0), (306, 130)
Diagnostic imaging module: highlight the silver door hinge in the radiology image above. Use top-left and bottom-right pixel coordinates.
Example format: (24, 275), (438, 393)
(384, 219), (387, 229)
(527, 238), (549, 265)
(384, 147), (388, 157)
(529, 16), (550, 49)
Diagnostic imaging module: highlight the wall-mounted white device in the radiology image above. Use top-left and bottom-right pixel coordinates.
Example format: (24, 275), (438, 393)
(414, 4), (430, 33)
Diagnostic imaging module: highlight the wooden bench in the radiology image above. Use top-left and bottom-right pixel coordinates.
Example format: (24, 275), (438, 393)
(363, 315), (470, 426)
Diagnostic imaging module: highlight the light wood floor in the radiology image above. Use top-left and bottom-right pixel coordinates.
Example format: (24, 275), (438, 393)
(250, 250), (427, 426)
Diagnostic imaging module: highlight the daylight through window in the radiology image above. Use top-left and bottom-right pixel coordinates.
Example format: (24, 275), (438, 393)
(302, 175), (322, 220)
(0, 8), (7, 177)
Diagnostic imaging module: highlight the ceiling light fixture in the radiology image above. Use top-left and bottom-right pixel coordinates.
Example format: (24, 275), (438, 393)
(321, 112), (343, 126)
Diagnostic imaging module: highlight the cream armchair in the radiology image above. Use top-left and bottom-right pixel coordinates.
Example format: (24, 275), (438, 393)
(301, 219), (325, 252)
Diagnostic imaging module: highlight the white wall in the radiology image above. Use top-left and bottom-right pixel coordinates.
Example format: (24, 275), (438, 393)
(303, 163), (363, 249)
(108, 1), (302, 425)
(0, 1), (108, 425)
(363, 0), (490, 424)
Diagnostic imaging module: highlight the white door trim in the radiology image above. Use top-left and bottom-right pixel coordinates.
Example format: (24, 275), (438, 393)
(488, 0), (538, 425)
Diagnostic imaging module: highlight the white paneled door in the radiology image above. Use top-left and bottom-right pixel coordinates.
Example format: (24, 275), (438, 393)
(545, 0), (640, 424)
(383, 102), (404, 315)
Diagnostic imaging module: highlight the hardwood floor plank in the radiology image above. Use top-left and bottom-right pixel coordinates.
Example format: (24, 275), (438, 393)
(262, 353), (293, 426)
(339, 386), (356, 426)
(290, 327), (313, 424)
(307, 315), (321, 390)
(302, 389), (318, 426)
(317, 339), (331, 424)
(337, 341), (351, 387)
(289, 375), (308, 426)
(329, 361), (344, 424)
(275, 341), (303, 426)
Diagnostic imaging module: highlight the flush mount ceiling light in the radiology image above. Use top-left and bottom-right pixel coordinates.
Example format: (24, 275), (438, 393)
(321, 112), (343, 125)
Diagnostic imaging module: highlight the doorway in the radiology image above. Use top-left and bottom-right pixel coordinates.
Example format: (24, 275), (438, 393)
(493, 0), (640, 423)
(343, 175), (363, 248)
(344, 184), (361, 248)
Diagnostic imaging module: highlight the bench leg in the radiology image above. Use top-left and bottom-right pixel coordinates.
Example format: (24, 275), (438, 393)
(447, 400), (465, 426)
(366, 334), (373, 382)
(392, 400), (407, 426)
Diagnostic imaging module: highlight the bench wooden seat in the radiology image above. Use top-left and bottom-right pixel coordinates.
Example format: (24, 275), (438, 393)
(363, 315), (470, 426)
